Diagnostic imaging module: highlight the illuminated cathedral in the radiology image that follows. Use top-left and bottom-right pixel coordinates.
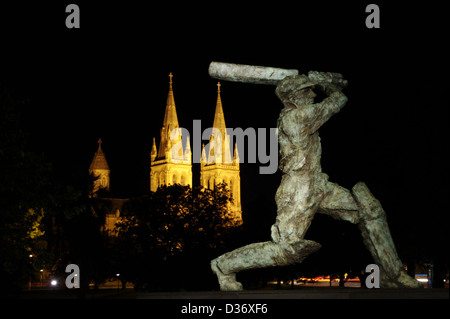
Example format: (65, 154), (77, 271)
(150, 73), (193, 191)
(89, 73), (242, 233)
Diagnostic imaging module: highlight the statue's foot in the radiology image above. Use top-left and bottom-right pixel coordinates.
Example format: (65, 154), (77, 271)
(396, 271), (423, 288)
(211, 259), (243, 291)
(381, 270), (423, 288)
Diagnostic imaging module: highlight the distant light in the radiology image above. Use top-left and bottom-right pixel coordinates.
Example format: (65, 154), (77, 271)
(417, 278), (428, 282)
(40, 269), (44, 272)
(29, 254), (33, 258)
(116, 273), (120, 277)
(51, 280), (57, 286)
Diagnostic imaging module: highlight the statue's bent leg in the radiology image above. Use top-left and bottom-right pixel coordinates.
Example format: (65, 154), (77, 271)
(211, 240), (321, 291)
(318, 181), (360, 224)
(318, 181), (421, 288)
(352, 182), (422, 288)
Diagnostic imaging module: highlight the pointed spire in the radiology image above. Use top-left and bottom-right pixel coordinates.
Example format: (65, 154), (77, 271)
(164, 72), (178, 128)
(90, 138), (109, 170)
(201, 143), (206, 165)
(165, 138), (172, 161)
(184, 137), (192, 163)
(212, 82), (226, 134)
(158, 73), (180, 159)
(233, 142), (240, 165)
(211, 82), (228, 164)
(151, 137), (157, 162)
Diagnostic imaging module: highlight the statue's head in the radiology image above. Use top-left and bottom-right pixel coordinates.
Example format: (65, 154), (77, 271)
(276, 75), (317, 108)
(297, 88), (317, 105)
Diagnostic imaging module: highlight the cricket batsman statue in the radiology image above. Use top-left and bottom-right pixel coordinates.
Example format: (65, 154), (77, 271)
(208, 62), (422, 290)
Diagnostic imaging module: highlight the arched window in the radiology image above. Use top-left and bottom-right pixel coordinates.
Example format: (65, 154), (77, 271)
(180, 174), (186, 185)
(101, 175), (107, 187)
(154, 172), (159, 188)
(223, 178), (229, 189)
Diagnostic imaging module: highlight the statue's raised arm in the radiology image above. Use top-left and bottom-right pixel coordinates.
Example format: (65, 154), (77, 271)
(275, 71), (348, 134)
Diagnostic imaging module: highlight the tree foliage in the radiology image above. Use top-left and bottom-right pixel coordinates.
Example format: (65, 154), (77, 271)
(0, 84), (51, 294)
(114, 183), (241, 290)
(0, 84), (114, 295)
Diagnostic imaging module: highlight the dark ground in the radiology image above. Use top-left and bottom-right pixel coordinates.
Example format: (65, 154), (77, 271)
(10, 287), (448, 318)
(17, 287), (449, 299)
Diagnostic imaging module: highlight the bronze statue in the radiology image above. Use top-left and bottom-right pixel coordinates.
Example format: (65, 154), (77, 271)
(209, 62), (422, 290)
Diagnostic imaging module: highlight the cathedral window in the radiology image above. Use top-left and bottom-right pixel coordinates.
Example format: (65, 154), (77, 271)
(223, 178), (229, 189)
(172, 172), (178, 184)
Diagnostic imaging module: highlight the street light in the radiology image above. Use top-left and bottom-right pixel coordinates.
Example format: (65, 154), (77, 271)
(116, 273), (120, 293)
(28, 254), (33, 291)
(40, 269), (44, 287)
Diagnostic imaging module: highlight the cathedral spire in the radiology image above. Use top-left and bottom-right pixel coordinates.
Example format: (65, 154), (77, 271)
(184, 136), (192, 163)
(212, 82), (226, 135)
(210, 82), (229, 164)
(233, 142), (240, 165)
(200, 83), (242, 223)
(151, 137), (157, 162)
(158, 72), (180, 159)
(150, 73), (192, 192)
(90, 138), (109, 171)
(164, 72), (178, 128)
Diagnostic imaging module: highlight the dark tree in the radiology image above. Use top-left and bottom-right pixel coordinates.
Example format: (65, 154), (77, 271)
(115, 183), (241, 290)
(45, 169), (113, 297)
(0, 84), (51, 295)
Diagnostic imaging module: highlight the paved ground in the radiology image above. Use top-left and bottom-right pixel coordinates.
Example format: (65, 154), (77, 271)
(17, 287), (449, 299)
(12, 288), (449, 318)
(121, 288), (449, 299)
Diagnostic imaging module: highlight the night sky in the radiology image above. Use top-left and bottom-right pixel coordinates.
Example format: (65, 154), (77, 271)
(1, 2), (448, 246)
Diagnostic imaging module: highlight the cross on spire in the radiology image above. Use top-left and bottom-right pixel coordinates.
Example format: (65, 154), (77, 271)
(97, 138), (103, 152)
(169, 72), (173, 87)
(217, 81), (221, 93)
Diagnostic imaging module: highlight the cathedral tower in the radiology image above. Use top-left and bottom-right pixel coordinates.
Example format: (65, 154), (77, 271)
(150, 73), (192, 192)
(89, 138), (110, 193)
(201, 82), (242, 223)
